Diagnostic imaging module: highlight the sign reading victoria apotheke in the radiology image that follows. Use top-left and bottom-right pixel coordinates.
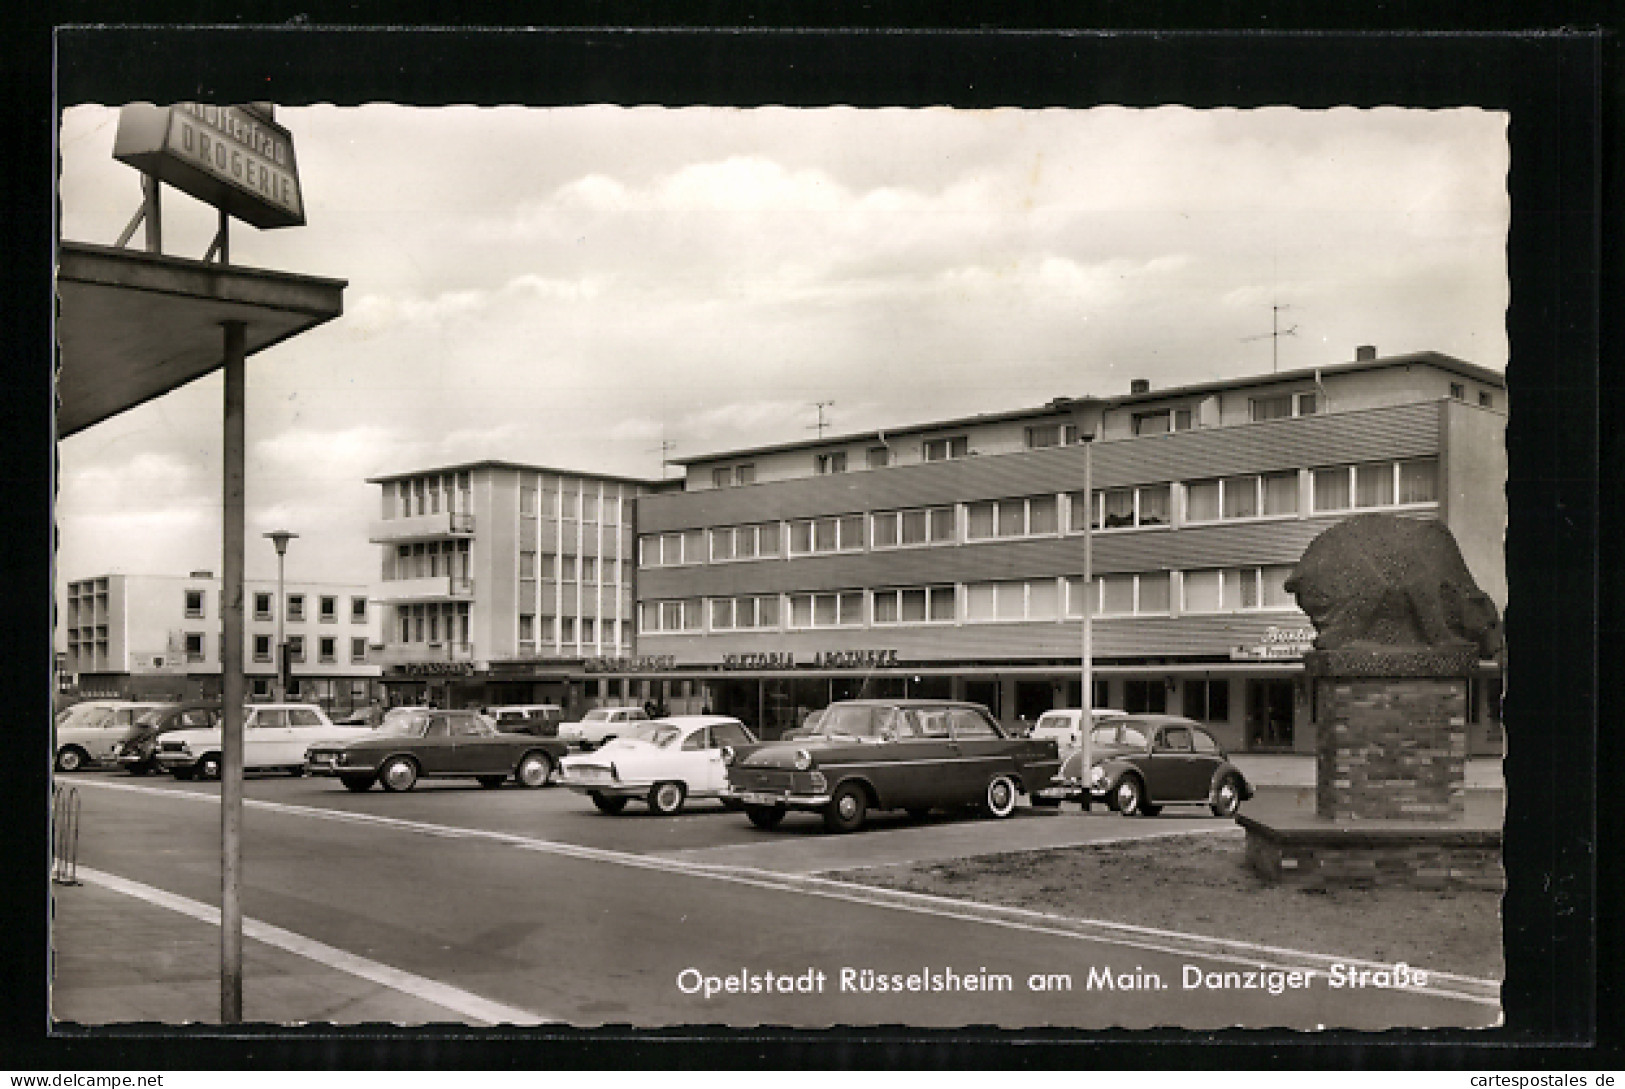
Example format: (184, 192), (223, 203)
(113, 103), (305, 229)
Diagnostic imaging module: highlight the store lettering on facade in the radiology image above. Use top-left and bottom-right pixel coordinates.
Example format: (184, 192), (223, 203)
(1230, 626), (1316, 661)
(398, 661), (475, 676)
(584, 655), (678, 673)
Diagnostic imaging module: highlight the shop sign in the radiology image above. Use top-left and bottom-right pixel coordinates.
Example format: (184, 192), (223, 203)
(722, 652), (796, 670)
(114, 103), (305, 229)
(396, 662), (474, 676)
(1231, 626), (1316, 661)
(584, 655), (678, 673)
(809, 649), (900, 669)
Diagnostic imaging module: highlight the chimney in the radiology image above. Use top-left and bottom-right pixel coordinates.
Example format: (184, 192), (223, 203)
(1355, 345), (1377, 361)
(1130, 378), (1151, 395)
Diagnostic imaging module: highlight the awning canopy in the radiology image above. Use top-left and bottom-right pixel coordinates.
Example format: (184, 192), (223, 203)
(55, 240), (346, 437)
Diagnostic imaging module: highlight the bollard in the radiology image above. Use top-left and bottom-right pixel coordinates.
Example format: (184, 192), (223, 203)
(52, 784), (81, 886)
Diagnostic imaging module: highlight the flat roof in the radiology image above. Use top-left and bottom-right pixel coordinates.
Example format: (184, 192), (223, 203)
(668, 350), (1504, 466)
(56, 241), (348, 438)
(365, 458), (665, 487)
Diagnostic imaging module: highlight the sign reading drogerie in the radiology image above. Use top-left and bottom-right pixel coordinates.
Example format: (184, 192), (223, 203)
(114, 103), (305, 229)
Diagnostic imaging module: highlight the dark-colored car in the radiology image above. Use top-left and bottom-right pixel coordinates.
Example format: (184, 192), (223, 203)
(113, 702), (222, 776)
(722, 699), (1061, 833)
(1084, 714), (1253, 817)
(304, 708), (570, 793)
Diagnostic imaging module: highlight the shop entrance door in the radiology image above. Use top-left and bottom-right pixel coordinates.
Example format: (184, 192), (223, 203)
(1246, 679), (1295, 750)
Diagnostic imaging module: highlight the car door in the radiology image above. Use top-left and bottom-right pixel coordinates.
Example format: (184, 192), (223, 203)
(412, 714), (459, 774)
(676, 726), (722, 792)
(242, 708), (289, 769)
(1147, 725), (1205, 801)
(1188, 727), (1227, 797)
(286, 707), (334, 764)
(705, 721), (754, 795)
(947, 707), (1015, 801)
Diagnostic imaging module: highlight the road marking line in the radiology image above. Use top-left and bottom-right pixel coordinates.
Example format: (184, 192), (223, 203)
(78, 780), (1502, 1010)
(71, 864), (548, 1026)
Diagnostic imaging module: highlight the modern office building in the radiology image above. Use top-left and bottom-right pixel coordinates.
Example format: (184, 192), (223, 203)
(365, 461), (666, 709)
(623, 348), (1507, 753)
(61, 571), (382, 710)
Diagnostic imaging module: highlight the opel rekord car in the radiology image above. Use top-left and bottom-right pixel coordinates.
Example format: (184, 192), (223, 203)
(155, 703), (355, 780)
(1076, 714), (1253, 817)
(723, 699), (1062, 833)
(54, 700), (166, 771)
(557, 705), (650, 750)
(114, 702), (222, 776)
(559, 715), (758, 815)
(305, 708), (570, 792)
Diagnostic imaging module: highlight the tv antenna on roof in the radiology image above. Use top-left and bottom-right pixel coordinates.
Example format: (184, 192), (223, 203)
(1242, 303), (1298, 373)
(645, 432), (678, 479)
(809, 401), (835, 440)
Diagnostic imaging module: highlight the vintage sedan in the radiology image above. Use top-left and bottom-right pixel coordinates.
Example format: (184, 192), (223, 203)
(156, 703), (356, 779)
(557, 705), (650, 750)
(305, 708), (570, 792)
(559, 715), (758, 815)
(54, 700), (166, 771)
(1083, 714), (1254, 817)
(723, 699), (1061, 833)
(113, 702), (222, 776)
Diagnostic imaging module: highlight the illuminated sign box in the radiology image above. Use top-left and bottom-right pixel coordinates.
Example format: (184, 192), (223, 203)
(113, 103), (305, 229)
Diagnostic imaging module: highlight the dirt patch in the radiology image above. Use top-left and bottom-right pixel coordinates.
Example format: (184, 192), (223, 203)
(824, 829), (1504, 981)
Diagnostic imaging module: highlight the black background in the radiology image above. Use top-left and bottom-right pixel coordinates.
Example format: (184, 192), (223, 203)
(4, 2), (1615, 1073)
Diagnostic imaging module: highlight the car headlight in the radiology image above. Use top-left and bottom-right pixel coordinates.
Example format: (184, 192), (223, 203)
(1089, 764), (1106, 786)
(793, 748), (813, 771)
(720, 745), (735, 766)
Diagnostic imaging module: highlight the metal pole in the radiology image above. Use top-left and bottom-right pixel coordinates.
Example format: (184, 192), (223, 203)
(142, 173), (162, 254)
(220, 320), (247, 1023)
(274, 550), (286, 702)
(1081, 433), (1095, 724)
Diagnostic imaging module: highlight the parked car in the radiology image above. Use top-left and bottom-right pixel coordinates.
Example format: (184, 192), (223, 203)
(53, 700), (166, 771)
(155, 703), (358, 780)
(1067, 714), (1253, 817)
(114, 702), (222, 776)
(305, 708), (570, 793)
(559, 715), (758, 815)
(1028, 707), (1126, 754)
(486, 704), (566, 737)
(722, 699), (1061, 833)
(557, 705), (650, 750)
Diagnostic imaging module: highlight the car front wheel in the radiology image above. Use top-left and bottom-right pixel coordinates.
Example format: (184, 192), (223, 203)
(55, 747), (88, 773)
(983, 774), (1019, 818)
(1211, 774), (1244, 818)
(1114, 776), (1147, 816)
(379, 756), (419, 792)
(648, 781), (686, 815)
(516, 751), (554, 788)
(823, 782), (868, 833)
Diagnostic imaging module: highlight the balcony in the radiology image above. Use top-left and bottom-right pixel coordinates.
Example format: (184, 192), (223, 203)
(368, 510), (476, 544)
(376, 641), (475, 667)
(372, 575), (476, 604)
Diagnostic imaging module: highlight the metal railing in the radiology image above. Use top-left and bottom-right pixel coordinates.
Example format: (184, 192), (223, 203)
(52, 784), (82, 886)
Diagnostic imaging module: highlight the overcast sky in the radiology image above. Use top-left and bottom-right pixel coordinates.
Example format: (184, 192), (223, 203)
(55, 104), (1508, 599)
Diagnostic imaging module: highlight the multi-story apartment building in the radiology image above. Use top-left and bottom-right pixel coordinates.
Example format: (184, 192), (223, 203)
(625, 348), (1507, 753)
(366, 461), (665, 709)
(61, 572), (382, 710)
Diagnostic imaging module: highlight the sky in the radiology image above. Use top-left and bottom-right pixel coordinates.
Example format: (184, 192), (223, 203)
(54, 104), (1509, 602)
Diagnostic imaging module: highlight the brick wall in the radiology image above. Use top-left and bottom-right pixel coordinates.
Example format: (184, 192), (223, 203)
(1314, 675), (1467, 821)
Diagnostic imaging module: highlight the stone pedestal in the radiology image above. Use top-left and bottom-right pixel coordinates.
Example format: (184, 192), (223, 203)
(1241, 646), (1500, 890)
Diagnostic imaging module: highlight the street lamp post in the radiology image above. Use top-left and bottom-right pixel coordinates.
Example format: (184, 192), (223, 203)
(265, 530), (298, 701)
(1050, 396), (1103, 755)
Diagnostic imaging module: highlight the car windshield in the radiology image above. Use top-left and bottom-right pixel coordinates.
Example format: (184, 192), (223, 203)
(582, 709), (613, 722)
(135, 708), (173, 727)
(627, 724), (682, 747)
(811, 705), (903, 739)
(1033, 713), (1073, 731)
(376, 710), (432, 736)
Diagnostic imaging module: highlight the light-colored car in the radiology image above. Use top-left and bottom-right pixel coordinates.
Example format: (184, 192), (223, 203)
(154, 703), (355, 780)
(557, 705), (650, 750)
(560, 715), (758, 815)
(1029, 708), (1127, 753)
(54, 700), (166, 771)
(486, 704), (565, 737)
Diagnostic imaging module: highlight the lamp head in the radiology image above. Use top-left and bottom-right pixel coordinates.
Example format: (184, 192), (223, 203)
(264, 529), (299, 556)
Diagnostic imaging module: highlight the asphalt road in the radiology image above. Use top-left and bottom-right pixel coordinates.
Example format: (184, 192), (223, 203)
(54, 771), (1501, 1030)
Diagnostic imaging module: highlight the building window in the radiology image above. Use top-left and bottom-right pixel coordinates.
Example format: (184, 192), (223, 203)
(1074, 483), (1174, 531)
(288, 635), (306, 664)
(519, 551), (536, 579)
(560, 617), (576, 643)
(1132, 408), (1193, 435)
(968, 579), (1061, 622)
(350, 638), (368, 663)
(1479, 391), (1494, 408)
(1184, 678), (1230, 723)
(866, 445), (890, 469)
(1024, 424), (1063, 448)
(711, 468), (731, 488)
(582, 492), (598, 522)
(1066, 573), (1171, 617)
(1249, 392), (1318, 422)
(319, 596), (337, 622)
(561, 555), (578, 581)
(1185, 473), (1299, 524)
(787, 591), (865, 629)
(815, 452), (848, 474)
(1181, 565), (1295, 613)
(255, 593), (273, 621)
(788, 514), (865, 555)
(735, 464), (756, 486)
(872, 506), (956, 548)
(185, 633), (204, 663)
(254, 635), (271, 663)
(287, 594), (305, 622)
(520, 484), (537, 515)
(519, 614), (534, 642)
(350, 596), (367, 622)
(1450, 382), (1466, 400)
(581, 617), (595, 642)
(319, 637), (337, 664)
(1312, 459), (1438, 512)
(1123, 679), (1168, 714)
(872, 585), (957, 624)
(966, 495), (1058, 540)
(579, 557), (597, 582)
(709, 522), (780, 562)
(922, 435), (969, 461)
(184, 589), (205, 619)
(642, 599), (704, 634)
(709, 595), (782, 631)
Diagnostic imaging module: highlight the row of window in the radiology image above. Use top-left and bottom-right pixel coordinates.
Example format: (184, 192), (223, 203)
(644, 458), (1439, 566)
(516, 615), (624, 647)
(185, 589), (369, 624)
(181, 632), (370, 665)
(521, 552), (628, 584)
(382, 472), (473, 519)
(639, 565), (1297, 633)
(395, 602), (471, 646)
(519, 484), (626, 524)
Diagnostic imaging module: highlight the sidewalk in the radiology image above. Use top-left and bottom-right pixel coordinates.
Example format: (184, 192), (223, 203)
(1229, 754), (1504, 790)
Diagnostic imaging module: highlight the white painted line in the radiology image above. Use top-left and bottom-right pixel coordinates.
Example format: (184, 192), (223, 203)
(77, 779), (1502, 1010)
(71, 864), (548, 1026)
